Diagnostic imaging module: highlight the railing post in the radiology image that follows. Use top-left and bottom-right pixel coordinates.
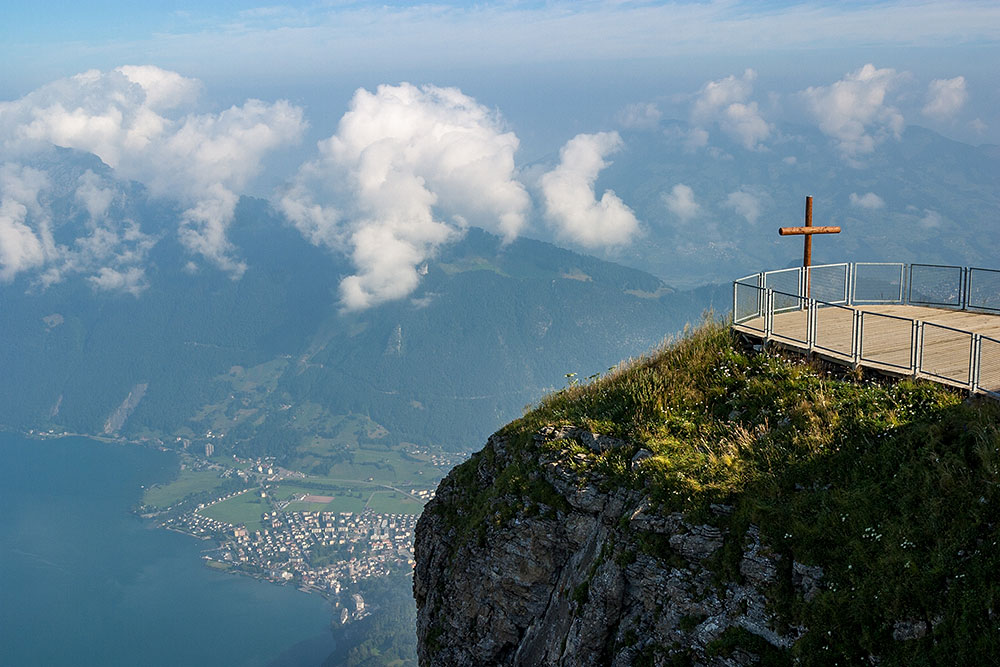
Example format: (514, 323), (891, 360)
(732, 281), (737, 322)
(972, 334), (982, 392)
(807, 298), (816, 350)
(852, 309), (861, 365)
(764, 289), (773, 337)
(912, 320), (922, 376)
(848, 262), (856, 306)
(906, 263), (913, 306)
(757, 273), (765, 318)
(962, 267), (969, 311)
(900, 264), (907, 305)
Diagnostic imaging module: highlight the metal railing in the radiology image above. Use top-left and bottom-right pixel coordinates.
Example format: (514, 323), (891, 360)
(732, 262), (1000, 398)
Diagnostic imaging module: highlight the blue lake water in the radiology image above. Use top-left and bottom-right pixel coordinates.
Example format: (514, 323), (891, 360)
(0, 432), (336, 666)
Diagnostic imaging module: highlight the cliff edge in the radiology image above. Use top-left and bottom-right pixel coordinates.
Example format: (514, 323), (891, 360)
(415, 322), (1000, 665)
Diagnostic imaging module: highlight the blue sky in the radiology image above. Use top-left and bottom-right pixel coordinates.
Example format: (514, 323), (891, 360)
(3, 1), (998, 152)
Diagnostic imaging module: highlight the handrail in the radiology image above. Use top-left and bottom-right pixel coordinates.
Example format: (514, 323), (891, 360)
(731, 261), (1000, 398)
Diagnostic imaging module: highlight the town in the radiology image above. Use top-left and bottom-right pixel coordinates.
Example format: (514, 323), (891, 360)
(162, 488), (431, 623)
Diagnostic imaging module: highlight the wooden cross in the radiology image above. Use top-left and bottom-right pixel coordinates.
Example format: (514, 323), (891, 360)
(778, 196), (840, 268)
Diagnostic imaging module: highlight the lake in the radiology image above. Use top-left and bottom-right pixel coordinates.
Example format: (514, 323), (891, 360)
(0, 432), (336, 666)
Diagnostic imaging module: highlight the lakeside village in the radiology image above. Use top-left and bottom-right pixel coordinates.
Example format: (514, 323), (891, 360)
(26, 425), (467, 623)
(146, 451), (450, 625)
(163, 496), (424, 624)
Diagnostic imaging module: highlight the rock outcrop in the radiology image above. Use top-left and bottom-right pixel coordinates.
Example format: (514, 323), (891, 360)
(414, 427), (816, 666)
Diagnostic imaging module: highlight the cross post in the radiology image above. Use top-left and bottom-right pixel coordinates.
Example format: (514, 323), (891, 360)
(778, 196), (841, 296)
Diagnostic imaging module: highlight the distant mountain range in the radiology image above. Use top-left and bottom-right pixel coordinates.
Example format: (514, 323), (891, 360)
(576, 122), (1000, 286)
(0, 153), (723, 461)
(5, 121), (995, 464)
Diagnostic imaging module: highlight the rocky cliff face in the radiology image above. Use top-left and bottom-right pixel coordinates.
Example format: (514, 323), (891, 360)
(414, 324), (1000, 665)
(414, 426), (819, 666)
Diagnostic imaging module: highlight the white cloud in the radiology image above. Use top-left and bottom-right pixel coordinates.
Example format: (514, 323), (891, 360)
(0, 195), (45, 281)
(684, 127), (709, 152)
(920, 209), (943, 228)
(849, 192), (885, 210)
(0, 163), (158, 291)
(540, 131), (640, 249)
(724, 189), (762, 224)
(663, 184), (700, 222)
(280, 83), (530, 310)
(923, 76), (967, 120)
(75, 169), (114, 219)
(0, 163), (50, 281)
(0, 66), (305, 277)
(690, 70), (771, 150)
(801, 64), (904, 162)
(88, 266), (147, 296)
(617, 102), (661, 130)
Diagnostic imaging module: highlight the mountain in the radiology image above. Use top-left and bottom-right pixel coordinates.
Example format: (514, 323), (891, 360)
(0, 152), (724, 464)
(415, 321), (1000, 665)
(566, 123), (1000, 287)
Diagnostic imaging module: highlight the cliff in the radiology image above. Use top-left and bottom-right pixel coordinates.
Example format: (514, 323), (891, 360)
(414, 322), (1000, 665)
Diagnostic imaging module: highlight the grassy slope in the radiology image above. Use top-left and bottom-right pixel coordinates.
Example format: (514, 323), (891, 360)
(438, 320), (1000, 665)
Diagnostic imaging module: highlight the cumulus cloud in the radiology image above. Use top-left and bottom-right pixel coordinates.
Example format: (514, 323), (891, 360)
(0, 163), (49, 281)
(690, 70), (771, 150)
(88, 266), (148, 296)
(280, 83), (530, 310)
(0, 66), (305, 278)
(663, 184), (700, 222)
(724, 189), (762, 224)
(801, 64), (904, 162)
(617, 102), (661, 130)
(923, 76), (967, 121)
(540, 131), (640, 249)
(0, 163), (156, 293)
(849, 192), (885, 210)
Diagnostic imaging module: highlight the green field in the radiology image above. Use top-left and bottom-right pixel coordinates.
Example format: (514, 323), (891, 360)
(364, 491), (425, 515)
(273, 483), (370, 514)
(312, 454), (442, 486)
(143, 469), (228, 508)
(199, 491), (269, 531)
(204, 559), (233, 571)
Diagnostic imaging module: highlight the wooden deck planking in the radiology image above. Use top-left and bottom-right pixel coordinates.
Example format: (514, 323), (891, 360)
(733, 304), (1000, 393)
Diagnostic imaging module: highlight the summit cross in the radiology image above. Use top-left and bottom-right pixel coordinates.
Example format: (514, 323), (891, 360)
(777, 196), (840, 268)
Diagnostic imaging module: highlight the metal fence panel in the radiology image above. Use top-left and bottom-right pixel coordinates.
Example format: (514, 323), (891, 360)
(978, 337), (1000, 396)
(734, 282), (765, 327)
(919, 322), (973, 386)
(764, 267), (803, 307)
(860, 311), (913, 370)
(769, 290), (809, 344)
(968, 268), (1000, 312)
(853, 263), (905, 304)
(909, 264), (963, 308)
(807, 263), (849, 304)
(813, 303), (855, 359)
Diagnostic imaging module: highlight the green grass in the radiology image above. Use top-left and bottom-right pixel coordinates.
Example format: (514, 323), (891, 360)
(199, 491), (269, 531)
(204, 559), (233, 571)
(434, 318), (1000, 665)
(365, 491), (426, 515)
(143, 469), (229, 508)
(318, 457), (442, 486)
(273, 483), (370, 514)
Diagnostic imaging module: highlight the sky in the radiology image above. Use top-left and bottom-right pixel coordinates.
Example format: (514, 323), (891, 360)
(1, 1), (998, 307)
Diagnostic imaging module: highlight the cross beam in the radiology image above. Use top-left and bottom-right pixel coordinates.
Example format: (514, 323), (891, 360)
(778, 196), (840, 268)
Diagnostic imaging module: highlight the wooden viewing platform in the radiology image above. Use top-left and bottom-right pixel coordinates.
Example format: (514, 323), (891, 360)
(732, 263), (1000, 397)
